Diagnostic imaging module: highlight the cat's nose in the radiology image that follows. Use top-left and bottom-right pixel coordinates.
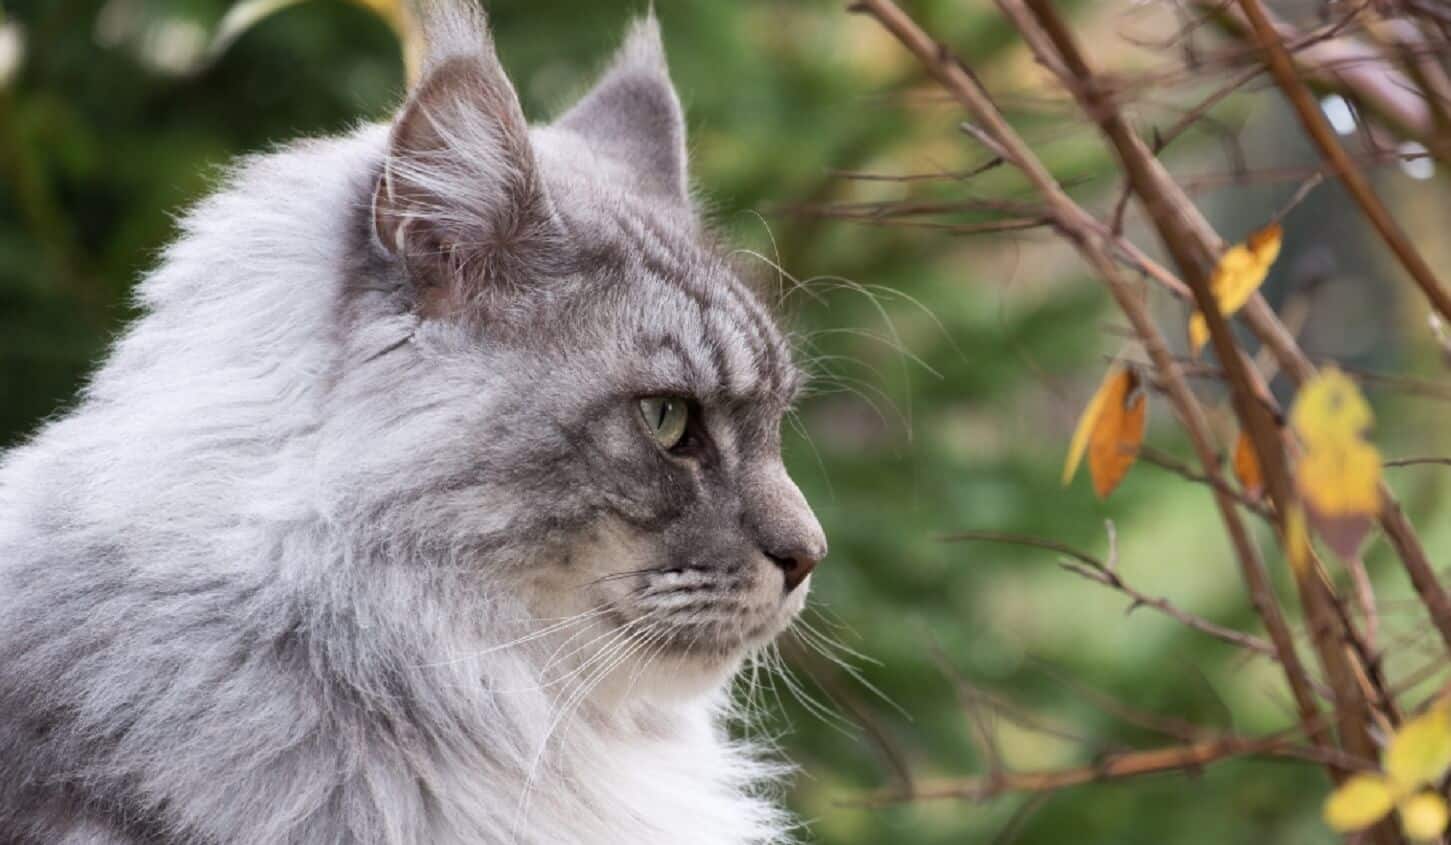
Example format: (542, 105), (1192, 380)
(764, 539), (826, 593)
(743, 460), (827, 593)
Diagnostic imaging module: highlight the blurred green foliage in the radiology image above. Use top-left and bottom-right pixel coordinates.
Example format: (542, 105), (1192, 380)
(3, 1), (1449, 842)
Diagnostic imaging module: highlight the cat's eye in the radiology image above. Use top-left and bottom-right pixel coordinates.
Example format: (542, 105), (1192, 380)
(639, 396), (689, 451)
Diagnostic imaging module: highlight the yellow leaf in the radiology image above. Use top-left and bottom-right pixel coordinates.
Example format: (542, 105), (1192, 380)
(1062, 365), (1121, 486)
(1232, 429), (1264, 499)
(1087, 368), (1146, 499)
(1399, 792), (1450, 841)
(1324, 773), (1396, 832)
(1188, 223), (1283, 352)
(1290, 367), (1374, 446)
(1386, 700), (1451, 790)
(1296, 439), (1382, 516)
(1290, 368), (1382, 558)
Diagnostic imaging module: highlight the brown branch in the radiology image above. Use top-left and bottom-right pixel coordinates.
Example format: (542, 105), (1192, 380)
(1191, 0), (1449, 158)
(939, 530), (1108, 571)
(830, 158), (1005, 182)
(1013, 0), (1374, 773)
(1039, 18), (1451, 645)
(1139, 445), (1273, 520)
(1057, 558), (1279, 659)
(1234, 0), (1451, 322)
(940, 529), (1279, 659)
(1345, 554), (1380, 652)
(848, 0), (1332, 763)
(1009, 7), (1447, 787)
(842, 735), (1334, 807)
(1386, 457), (1451, 469)
(1334, 364), (1451, 402)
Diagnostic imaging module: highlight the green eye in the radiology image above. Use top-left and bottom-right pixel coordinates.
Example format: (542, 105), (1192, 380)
(639, 396), (689, 450)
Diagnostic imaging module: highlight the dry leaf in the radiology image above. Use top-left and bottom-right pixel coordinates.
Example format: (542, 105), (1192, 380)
(1324, 774), (1396, 833)
(1400, 792), (1451, 841)
(1323, 698), (1451, 839)
(1289, 368), (1382, 559)
(1062, 364), (1120, 486)
(1386, 701), (1451, 791)
(1061, 366), (1146, 498)
(1088, 368), (1146, 499)
(1231, 429), (1263, 499)
(1188, 222), (1283, 352)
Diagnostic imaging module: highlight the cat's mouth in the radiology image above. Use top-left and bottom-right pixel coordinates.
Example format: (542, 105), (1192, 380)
(607, 561), (809, 660)
(529, 520), (816, 692)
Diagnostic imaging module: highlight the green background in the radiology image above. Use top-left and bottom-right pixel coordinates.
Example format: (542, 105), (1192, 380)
(3, 1), (1449, 842)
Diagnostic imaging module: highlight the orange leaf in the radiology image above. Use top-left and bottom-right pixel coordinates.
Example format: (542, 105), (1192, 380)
(1062, 365), (1120, 486)
(1087, 368), (1147, 499)
(1232, 429), (1264, 499)
(1188, 222), (1283, 352)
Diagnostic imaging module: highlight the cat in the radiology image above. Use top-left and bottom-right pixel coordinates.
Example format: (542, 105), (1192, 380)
(0, 2), (825, 843)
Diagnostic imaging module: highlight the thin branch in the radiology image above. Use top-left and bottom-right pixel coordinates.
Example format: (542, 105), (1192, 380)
(1056, 558), (1278, 659)
(850, 0), (1331, 762)
(1030, 0), (1398, 791)
(1191, 0), (1449, 159)
(1386, 457), (1451, 469)
(1139, 445), (1273, 520)
(940, 530), (1107, 571)
(1013, 0), (1360, 767)
(939, 529), (1279, 660)
(841, 735), (1340, 807)
(1234, 0), (1451, 322)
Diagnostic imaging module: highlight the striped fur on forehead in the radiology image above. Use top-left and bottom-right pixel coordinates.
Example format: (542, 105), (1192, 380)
(585, 199), (799, 407)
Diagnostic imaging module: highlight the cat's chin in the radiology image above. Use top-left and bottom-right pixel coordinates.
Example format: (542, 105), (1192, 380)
(615, 587), (809, 702)
(625, 650), (748, 702)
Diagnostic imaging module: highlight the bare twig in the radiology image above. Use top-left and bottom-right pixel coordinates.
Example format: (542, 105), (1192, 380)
(849, 0), (1332, 760)
(1234, 0), (1451, 322)
(1191, 0), (1450, 158)
(939, 529), (1279, 659)
(1345, 554), (1380, 651)
(842, 735), (1344, 807)
(1385, 457), (1451, 469)
(1014, 0), (1375, 772)
(1139, 445), (1274, 520)
(1057, 557), (1279, 660)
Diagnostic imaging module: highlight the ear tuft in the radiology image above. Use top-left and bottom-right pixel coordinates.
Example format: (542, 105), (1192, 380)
(411, 0), (490, 78)
(556, 15), (690, 207)
(373, 2), (562, 318)
(615, 14), (671, 78)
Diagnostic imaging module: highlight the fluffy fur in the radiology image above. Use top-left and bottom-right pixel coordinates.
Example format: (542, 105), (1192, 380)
(0, 4), (824, 843)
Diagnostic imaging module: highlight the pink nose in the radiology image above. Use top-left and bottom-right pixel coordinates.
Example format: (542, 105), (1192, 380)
(766, 542), (826, 592)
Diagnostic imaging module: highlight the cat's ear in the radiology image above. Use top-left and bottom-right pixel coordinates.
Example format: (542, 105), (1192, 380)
(372, 4), (560, 317)
(556, 16), (689, 207)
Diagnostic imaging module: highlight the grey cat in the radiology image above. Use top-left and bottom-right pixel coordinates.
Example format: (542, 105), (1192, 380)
(0, 3), (824, 843)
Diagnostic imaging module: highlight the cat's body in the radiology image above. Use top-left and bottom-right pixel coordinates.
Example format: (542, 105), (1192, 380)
(0, 6), (821, 844)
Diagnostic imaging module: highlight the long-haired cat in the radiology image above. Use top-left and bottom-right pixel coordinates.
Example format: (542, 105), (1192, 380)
(0, 3), (825, 842)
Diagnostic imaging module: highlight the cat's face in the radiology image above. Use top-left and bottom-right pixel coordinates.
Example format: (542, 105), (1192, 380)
(333, 8), (823, 692)
(497, 173), (826, 675)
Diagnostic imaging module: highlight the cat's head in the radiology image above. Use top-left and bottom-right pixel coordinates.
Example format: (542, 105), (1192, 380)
(324, 2), (823, 693)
